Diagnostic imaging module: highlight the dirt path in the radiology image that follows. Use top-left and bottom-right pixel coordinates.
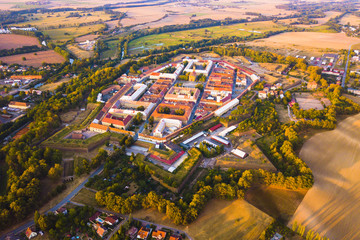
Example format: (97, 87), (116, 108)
(291, 113), (360, 239)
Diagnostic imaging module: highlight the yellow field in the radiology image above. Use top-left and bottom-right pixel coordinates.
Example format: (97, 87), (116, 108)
(15, 11), (112, 30)
(291, 113), (360, 239)
(340, 13), (360, 25)
(133, 199), (272, 240)
(248, 32), (360, 51)
(67, 44), (94, 59)
(39, 78), (71, 91)
(43, 24), (105, 42)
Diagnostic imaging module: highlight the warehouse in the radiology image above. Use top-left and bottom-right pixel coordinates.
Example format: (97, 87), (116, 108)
(214, 98), (239, 116)
(211, 135), (231, 147)
(218, 125), (237, 137)
(182, 131), (205, 145)
(231, 149), (248, 159)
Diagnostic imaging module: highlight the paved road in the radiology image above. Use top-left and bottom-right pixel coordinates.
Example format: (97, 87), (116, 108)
(0, 164), (104, 240)
(342, 45), (352, 88)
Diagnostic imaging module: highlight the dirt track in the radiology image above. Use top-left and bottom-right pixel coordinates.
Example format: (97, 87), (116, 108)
(291, 113), (360, 239)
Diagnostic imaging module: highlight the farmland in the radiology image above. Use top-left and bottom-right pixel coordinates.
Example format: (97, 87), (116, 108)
(0, 50), (65, 67)
(39, 77), (72, 91)
(43, 24), (105, 42)
(0, 34), (40, 50)
(133, 199), (272, 240)
(291, 113), (360, 240)
(339, 13), (360, 26)
(67, 44), (94, 59)
(128, 21), (287, 54)
(248, 32), (360, 51)
(15, 11), (112, 30)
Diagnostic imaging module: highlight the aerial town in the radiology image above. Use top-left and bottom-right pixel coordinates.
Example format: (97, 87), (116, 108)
(2, 0), (360, 240)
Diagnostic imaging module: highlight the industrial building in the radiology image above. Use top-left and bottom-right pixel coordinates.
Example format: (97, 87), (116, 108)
(211, 135), (230, 147)
(231, 149), (248, 159)
(214, 98), (239, 117)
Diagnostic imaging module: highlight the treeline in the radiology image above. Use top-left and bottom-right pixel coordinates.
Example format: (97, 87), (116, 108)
(0, 45), (44, 57)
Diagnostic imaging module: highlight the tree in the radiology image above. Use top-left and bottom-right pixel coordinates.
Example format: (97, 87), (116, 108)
(149, 116), (154, 126)
(48, 164), (63, 180)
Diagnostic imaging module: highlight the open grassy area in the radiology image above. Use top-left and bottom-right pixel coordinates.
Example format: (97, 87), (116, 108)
(135, 148), (201, 189)
(16, 11), (112, 30)
(63, 160), (74, 177)
(149, 146), (176, 159)
(39, 77), (72, 91)
(245, 185), (307, 223)
(128, 21), (287, 54)
(67, 44), (94, 59)
(274, 104), (290, 124)
(100, 39), (119, 60)
(133, 199), (272, 240)
(43, 24), (105, 42)
(71, 188), (98, 207)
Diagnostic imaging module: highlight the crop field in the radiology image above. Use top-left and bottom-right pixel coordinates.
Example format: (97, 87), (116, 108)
(39, 77), (71, 91)
(67, 44), (94, 59)
(75, 34), (99, 43)
(0, 50), (65, 67)
(248, 32), (360, 51)
(15, 11), (112, 30)
(133, 199), (272, 240)
(245, 185), (307, 222)
(100, 39), (119, 60)
(128, 21), (287, 54)
(0, 34), (40, 50)
(43, 24), (105, 42)
(340, 13), (360, 25)
(291, 113), (360, 240)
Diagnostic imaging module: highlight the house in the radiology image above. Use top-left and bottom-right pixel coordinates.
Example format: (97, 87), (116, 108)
(55, 207), (68, 215)
(271, 232), (283, 240)
(8, 101), (30, 110)
(105, 215), (119, 225)
(71, 132), (84, 140)
(137, 227), (151, 239)
(258, 91), (267, 99)
(169, 236), (181, 240)
(152, 230), (167, 240)
(127, 226), (138, 239)
(25, 227), (37, 239)
(307, 81), (318, 90)
(97, 226), (107, 238)
(89, 123), (109, 133)
(89, 211), (101, 222)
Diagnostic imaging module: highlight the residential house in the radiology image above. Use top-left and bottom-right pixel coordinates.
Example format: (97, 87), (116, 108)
(55, 207), (68, 215)
(307, 81), (318, 90)
(97, 226), (107, 238)
(105, 216), (119, 226)
(25, 227), (37, 239)
(258, 91), (267, 99)
(152, 230), (167, 240)
(137, 227), (151, 239)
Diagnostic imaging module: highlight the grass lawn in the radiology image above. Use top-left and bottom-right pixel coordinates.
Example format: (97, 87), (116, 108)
(245, 185), (307, 223)
(128, 21), (287, 54)
(43, 24), (105, 42)
(133, 199), (272, 240)
(71, 188), (98, 207)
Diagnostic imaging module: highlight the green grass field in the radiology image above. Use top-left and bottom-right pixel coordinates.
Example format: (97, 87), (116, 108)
(100, 39), (119, 60)
(71, 188), (98, 207)
(43, 24), (105, 42)
(128, 21), (287, 54)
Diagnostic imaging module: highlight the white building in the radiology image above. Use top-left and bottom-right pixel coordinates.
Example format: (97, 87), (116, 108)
(153, 118), (182, 137)
(218, 125), (237, 137)
(214, 98), (239, 117)
(120, 84), (147, 101)
(231, 149), (247, 159)
(183, 59), (213, 76)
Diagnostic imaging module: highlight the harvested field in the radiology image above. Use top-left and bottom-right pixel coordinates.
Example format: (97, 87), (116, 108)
(291, 113), (360, 240)
(246, 185), (307, 222)
(259, 63), (287, 73)
(0, 34), (40, 50)
(39, 78), (71, 91)
(43, 24), (104, 42)
(248, 32), (360, 50)
(340, 13), (360, 26)
(133, 199), (272, 240)
(75, 34), (98, 42)
(0, 50), (65, 67)
(67, 44), (94, 59)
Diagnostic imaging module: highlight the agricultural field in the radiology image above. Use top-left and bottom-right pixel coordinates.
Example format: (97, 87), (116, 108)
(248, 32), (360, 51)
(291, 113), (360, 240)
(75, 34), (99, 42)
(43, 24), (105, 42)
(279, 11), (342, 28)
(0, 50), (65, 67)
(39, 77), (72, 91)
(216, 135), (276, 171)
(67, 44), (94, 59)
(0, 34), (40, 50)
(100, 39), (119, 60)
(128, 21), (287, 54)
(133, 199), (273, 240)
(245, 185), (307, 222)
(15, 11), (112, 30)
(340, 13), (360, 26)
